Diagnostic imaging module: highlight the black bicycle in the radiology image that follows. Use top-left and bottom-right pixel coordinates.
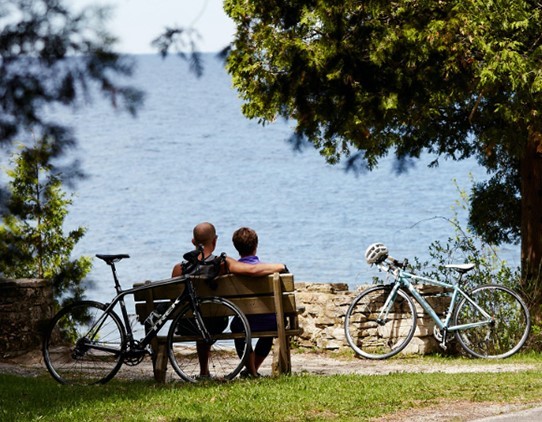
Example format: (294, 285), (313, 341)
(42, 247), (251, 385)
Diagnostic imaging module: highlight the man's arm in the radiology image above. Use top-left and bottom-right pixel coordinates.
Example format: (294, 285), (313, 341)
(225, 256), (287, 276)
(171, 263), (182, 277)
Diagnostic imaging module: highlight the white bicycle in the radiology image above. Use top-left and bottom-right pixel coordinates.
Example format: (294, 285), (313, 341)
(344, 243), (531, 359)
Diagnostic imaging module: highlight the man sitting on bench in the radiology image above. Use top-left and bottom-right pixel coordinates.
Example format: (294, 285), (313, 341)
(171, 222), (287, 378)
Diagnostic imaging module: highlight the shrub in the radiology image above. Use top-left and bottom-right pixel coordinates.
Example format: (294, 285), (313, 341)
(0, 138), (91, 307)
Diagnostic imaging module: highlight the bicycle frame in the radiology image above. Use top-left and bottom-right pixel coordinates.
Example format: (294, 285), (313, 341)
(377, 262), (494, 333)
(87, 261), (211, 355)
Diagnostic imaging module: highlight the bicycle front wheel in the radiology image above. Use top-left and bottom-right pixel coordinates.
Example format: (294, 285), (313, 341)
(344, 285), (417, 359)
(167, 297), (251, 382)
(42, 301), (126, 385)
(454, 284), (531, 358)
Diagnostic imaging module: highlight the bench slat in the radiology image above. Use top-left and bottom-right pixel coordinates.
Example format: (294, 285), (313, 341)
(133, 274), (295, 302)
(135, 294), (298, 322)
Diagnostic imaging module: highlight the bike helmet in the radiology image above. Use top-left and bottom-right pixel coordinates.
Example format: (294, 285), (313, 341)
(365, 243), (389, 265)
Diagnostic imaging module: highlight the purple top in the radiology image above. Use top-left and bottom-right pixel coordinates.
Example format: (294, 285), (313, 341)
(236, 254), (276, 328)
(239, 255), (260, 265)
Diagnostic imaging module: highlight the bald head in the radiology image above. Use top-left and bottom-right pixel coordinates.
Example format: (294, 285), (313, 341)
(192, 222), (217, 249)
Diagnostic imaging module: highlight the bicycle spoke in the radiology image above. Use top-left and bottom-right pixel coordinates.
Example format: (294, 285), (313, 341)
(168, 298), (250, 382)
(344, 286), (417, 359)
(43, 301), (125, 384)
(454, 285), (530, 358)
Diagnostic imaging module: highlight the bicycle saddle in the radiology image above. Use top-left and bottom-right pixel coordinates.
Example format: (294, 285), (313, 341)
(96, 254), (130, 264)
(444, 263), (475, 274)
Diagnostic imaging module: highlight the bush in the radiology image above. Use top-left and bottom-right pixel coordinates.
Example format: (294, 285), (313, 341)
(410, 181), (541, 350)
(0, 138), (91, 307)
(412, 180), (520, 290)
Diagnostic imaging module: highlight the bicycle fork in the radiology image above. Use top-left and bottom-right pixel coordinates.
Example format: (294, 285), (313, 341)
(376, 283), (402, 325)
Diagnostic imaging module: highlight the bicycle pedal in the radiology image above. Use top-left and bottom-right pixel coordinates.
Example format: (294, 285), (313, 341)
(439, 342), (447, 351)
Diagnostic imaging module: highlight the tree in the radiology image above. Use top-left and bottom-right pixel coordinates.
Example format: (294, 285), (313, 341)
(0, 138), (91, 306)
(224, 0), (542, 316)
(152, 26), (205, 77)
(0, 0), (144, 203)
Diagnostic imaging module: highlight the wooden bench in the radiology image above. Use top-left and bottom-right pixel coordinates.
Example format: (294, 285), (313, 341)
(133, 272), (302, 382)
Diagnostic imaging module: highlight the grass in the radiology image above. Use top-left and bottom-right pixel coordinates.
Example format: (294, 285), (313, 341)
(2, 353), (542, 421)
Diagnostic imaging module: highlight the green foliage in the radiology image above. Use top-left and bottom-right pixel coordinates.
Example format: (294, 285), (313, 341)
(414, 226), (520, 290)
(224, 0), (542, 252)
(0, 138), (91, 306)
(410, 181), (542, 350)
(529, 323), (542, 351)
(412, 180), (520, 290)
(151, 27), (205, 77)
(469, 173), (521, 245)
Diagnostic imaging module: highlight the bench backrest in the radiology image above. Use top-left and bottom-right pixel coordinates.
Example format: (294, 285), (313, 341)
(133, 273), (296, 324)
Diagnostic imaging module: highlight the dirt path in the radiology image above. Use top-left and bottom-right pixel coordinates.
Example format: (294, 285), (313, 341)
(2, 350), (541, 421)
(2, 349), (537, 378)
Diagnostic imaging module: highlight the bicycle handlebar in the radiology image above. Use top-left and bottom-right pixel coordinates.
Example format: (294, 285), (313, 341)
(377, 256), (409, 273)
(386, 256), (408, 268)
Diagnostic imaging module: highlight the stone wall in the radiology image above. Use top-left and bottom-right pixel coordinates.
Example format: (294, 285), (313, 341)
(294, 282), (451, 355)
(0, 279), (451, 358)
(0, 278), (54, 358)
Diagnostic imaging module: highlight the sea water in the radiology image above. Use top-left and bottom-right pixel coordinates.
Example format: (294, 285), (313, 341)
(7, 54), (520, 303)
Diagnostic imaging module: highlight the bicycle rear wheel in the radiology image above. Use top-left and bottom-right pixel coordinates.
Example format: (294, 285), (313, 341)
(344, 285), (417, 359)
(454, 284), (531, 358)
(42, 301), (126, 385)
(167, 297), (251, 382)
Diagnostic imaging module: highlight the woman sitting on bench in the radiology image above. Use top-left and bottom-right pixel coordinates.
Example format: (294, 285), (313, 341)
(230, 227), (278, 378)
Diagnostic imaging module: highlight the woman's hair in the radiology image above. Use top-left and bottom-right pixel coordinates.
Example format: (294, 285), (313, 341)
(232, 227), (258, 257)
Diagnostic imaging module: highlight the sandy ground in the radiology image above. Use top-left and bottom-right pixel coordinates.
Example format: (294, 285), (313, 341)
(1, 350), (541, 421)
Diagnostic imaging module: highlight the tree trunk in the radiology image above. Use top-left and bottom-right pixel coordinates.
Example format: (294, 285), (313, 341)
(520, 129), (542, 322)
